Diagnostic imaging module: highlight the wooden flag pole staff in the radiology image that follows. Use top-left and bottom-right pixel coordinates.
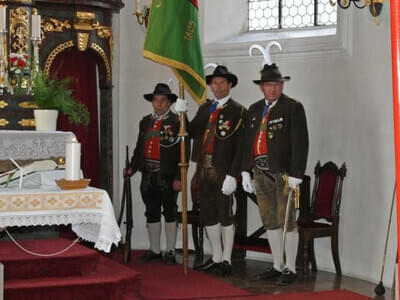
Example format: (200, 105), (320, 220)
(178, 82), (189, 275)
(390, 0), (400, 297)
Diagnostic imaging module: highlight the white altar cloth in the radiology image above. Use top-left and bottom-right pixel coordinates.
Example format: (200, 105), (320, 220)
(0, 186), (121, 253)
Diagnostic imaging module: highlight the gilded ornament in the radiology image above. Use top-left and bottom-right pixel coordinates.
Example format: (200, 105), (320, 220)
(44, 40), (74, 75)
(19, 101), (38, 109)
(0, 118), (8, 126)
(74, 11), (95, 31)
(9, 7), (29, 54)
(57, 157), (65, 165)
(90, 42), (111, 82)
(77, 32), (89, 51)
(0, 100), (8, 109)
(18, 118), (35, 127)
(42, 18), (71, 36)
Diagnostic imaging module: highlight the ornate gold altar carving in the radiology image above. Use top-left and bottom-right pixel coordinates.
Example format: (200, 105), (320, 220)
(0, 118), (9, 126)
(90, 42), (111, 82)
(77, 32), (89, 51)
(10, 7), (29, 55)
(43, 40), (74, 75)
(74, 11), (95, 31)
(19, 101), (38, 109)
(18, 118), (34, 127)
(0, 100), (8, 109)
(43, 17), (71, 35)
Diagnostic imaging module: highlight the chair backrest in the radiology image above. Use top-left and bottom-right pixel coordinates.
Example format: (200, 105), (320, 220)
(311, 161), (347, 223)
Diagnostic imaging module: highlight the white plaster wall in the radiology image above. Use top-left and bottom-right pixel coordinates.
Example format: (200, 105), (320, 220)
(115, 0), (397, 287)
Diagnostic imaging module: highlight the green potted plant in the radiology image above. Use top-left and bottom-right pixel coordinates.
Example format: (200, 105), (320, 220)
(31, 70), (90, 131)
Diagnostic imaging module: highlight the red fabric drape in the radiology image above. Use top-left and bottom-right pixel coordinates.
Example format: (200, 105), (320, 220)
(50, 50), (100, 187)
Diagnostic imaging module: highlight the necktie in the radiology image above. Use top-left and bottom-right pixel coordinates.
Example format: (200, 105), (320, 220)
(262, 102), (271, 118)
(209, 101), (218, 113)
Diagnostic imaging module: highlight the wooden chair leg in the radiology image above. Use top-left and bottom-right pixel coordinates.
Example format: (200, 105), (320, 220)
(331, 234), (342, 276)
(199, 226), (204, 257)
(191, 222), (200, 254)
(303, 238), (310, 277)
(296, 234), (304, 270)
(310, 239), (317, 272)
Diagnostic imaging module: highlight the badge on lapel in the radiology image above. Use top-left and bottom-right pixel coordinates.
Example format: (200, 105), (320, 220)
(217, 115), (231, 137)
(267, 117), (284, 139)
(160, 125), (177, 144)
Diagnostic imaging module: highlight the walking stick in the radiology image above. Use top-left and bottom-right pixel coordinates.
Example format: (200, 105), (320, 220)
(178, 82), (189, 275)
(375, 183), (396, 296)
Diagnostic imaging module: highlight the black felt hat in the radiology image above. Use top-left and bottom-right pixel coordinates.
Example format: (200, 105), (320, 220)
(206, 65), (238, 87)
(253, 63), (290, 84)
(144, 83), (178, 103)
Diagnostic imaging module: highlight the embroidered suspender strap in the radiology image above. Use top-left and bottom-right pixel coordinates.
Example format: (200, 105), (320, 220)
(199, 116), (219, 166)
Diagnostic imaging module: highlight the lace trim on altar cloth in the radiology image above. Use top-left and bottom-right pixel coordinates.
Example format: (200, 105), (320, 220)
(0, 131), (76, 160)
(0, 187), (122, 253)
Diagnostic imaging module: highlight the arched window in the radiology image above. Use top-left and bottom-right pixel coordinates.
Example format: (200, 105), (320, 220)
(249, 0), (337, 31)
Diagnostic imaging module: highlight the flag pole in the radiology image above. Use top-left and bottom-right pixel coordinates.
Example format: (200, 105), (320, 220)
(390, 0), (400, 297)
(178, 81), (189, 275)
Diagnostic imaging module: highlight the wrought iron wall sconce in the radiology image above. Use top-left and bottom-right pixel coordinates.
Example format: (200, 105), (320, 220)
(329, 0), (367, 9)
(134, 0), (150, 27)
(330, 0), (385, 10)
(330, 0), (387, 25)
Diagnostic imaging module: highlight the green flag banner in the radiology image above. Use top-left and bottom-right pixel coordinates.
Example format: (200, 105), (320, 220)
(143, 0), (207, 104)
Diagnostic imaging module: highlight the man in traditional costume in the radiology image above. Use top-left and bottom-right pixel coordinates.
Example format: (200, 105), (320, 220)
(175, 65), (246, 276)
(241, 63), (309, 285)
(126, 83), (181, 264)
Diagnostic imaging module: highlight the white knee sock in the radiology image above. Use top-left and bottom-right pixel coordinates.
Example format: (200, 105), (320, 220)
(165, 221), (177, 253)
(221, 224), (235, 264)
(147, 222), (161, 254)
(267, 228), (283, 271)
(285, 231), (299, 273)
(205, 224), (222, 263)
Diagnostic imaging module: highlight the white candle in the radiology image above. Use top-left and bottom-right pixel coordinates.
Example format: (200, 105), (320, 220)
(31, 14), (41, 39)
(65, 142), (81, 180)
(0, 7), (6, 32)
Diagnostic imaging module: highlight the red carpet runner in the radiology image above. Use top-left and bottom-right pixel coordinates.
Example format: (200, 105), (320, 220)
(121, 250), (251, 299)
(205, 289), (372, 299)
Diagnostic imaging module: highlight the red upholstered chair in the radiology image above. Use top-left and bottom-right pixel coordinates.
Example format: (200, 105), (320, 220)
(298, 161), (347, 276)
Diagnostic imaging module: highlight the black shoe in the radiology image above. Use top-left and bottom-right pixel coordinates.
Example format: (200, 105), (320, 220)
(137, 250), (162, 263)
(164, 251), (177, 265)
(275, 268), (297, 286)
(194, 258), (221, 272)
(216, 260), (232, 277)
(252, 267), (281, 281)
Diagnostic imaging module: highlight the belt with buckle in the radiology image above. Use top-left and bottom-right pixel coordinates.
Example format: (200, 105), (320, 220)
(144, 159), (160, 172)
(254, 155), (269, 171)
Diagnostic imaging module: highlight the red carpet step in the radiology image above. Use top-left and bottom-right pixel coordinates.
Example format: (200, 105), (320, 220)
(3, 238), (141, 300)
(0, 238), (99, 280)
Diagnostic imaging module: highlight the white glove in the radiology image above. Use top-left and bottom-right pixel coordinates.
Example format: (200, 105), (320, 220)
(241, 171), (255, 194)
(221, 175), (237, 196)
(175, 98), (188, 112)
(288, 176), (302, 190)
